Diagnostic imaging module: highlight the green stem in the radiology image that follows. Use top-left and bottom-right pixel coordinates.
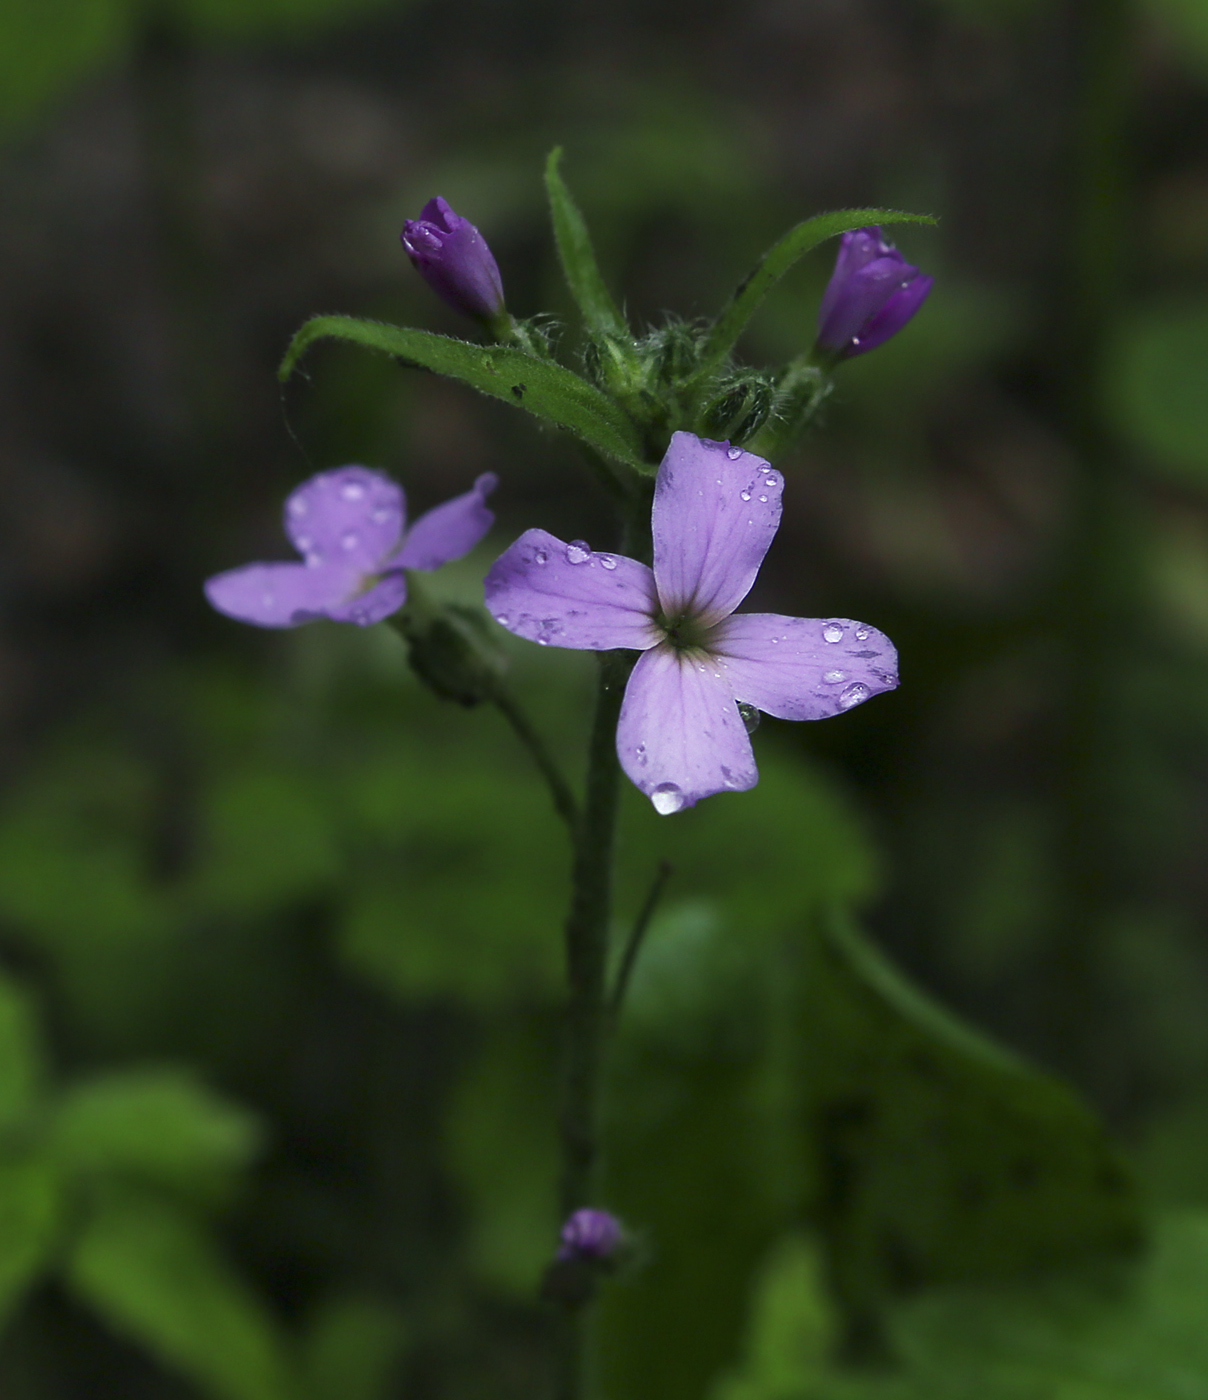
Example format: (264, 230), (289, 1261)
(489, 685), (580, 832)
(609, 861), (673, 1020)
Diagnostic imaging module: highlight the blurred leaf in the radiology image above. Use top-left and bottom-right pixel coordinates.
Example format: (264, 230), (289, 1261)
(300, 1293), (410, 1400)
(801, 909), (1144, 1337)
(50, 1069), (262, 1206)
(1107, 300), (1208, 485)
(0, 1153), (62, 1329)
(1132, 1094), (1208, 1209)
(0, 972), (46, 1131)
(179, 0), (394, 41)
(189, 765), (340, 917)
(1145, 0), (1208, 79)
(279, 317), (649, 470)
(67, 1193), (295, 1400)
(444, 1015), (560, 1295)
(695, 209), (938, 380)
(545, 148), (628, 339)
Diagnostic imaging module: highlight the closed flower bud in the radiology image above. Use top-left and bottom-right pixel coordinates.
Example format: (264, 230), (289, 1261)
(699, 373), (773, 444)
(816, 227), (932, 359)
(401, 197), (507, 327)
(391, 597), (508, 707)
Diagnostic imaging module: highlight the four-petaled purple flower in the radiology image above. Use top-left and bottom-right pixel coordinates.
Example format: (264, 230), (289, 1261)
(205, 465), (497, 628)
(401, 197), (506, 326)
(484, 432), (898, 814)
(816, 226), (933, 359)
(557, 1208), (623, 1262)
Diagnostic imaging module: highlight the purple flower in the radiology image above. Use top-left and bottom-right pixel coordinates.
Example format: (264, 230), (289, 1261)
(484, 433), (898, 814)
(205, 465), (497, 628)
(557, 1208), (623, 1262)
(816, 227), (933, 359)
(401, 197), (506, 325)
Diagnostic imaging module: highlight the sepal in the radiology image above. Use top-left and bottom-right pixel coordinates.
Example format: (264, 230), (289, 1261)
(698, 372), (774, 445)
(390, 586), (509, 707)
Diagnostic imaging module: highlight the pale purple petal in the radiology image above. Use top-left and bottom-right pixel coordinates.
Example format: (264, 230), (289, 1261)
(325, 571), (409, 626)
(710, 613), (899, 720)
(616, 645), (758, 813)
(204, 563), (359, 628)
(393, 472), (497, 571)
(651, 432), (783, 626)
(283, 466), (404, 572)
(484, 529), (661, 651)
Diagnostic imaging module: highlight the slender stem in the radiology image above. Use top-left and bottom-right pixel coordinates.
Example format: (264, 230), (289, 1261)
(489, 685), (580, 832)
(609, 861), (673, 1020)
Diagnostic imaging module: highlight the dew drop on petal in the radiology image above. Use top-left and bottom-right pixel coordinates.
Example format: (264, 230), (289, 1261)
(535, 550), (548, 565)
(727, 447), (742, 459)
(295, 535), (312, 551)
(839, 682), (871, 709)
(341, 531), (360, 551)
(758, 494), (768, 502)
(288, 497), (308, 517)
(824, 670), (846, 684)
(855, 626), (870, 641)
(537, 637), (549, 646)
(823, 623), (844, 643)
(634, 743), (648, 767)
(565, 540), (592, 565)
(341, 482), (366, 501)
(740, 490), (752, 501)
(650, 783), (685, 816)
(737, 701), (761, 734)
(599, 553), (617, 570)
(371, 508), (391, 524)
(495, 614), (509, 626)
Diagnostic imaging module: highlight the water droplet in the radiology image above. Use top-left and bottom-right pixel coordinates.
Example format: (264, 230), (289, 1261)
(371, 508), (391, 524)
(650, 783), (685, 816)
(295, 535), (312, 551)
(341, 482), (365, 501)
(537, 637), (549, 646)
(635, 743), (648, 767)
(737, 701), (761, 734)
(341, 531), (360, 551)
(765, 471), (780, 488)
(727, 446), (742, 459)
(599, 553), (618, 570)
(824, 670), (846, 684)
(855, 626), (870, 641)
(758, 494), (768, 503)
(740, 490), (752, 501)
(535, 550), (548, 565)
(494, 614), (509, 626)
(823, 623), (844, 643)
(565, 540), (592, 565)
(839, 682), (871, 709)
(288, 497), (308, 516)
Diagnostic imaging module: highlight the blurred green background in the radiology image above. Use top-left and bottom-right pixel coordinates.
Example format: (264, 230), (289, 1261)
(6, 0), (1208, 1396)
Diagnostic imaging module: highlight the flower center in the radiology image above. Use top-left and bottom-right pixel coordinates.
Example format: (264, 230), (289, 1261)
(658, 609), (713, 652)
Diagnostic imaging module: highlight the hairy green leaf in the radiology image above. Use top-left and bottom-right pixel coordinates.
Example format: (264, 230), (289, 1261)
(0, 1153), (61, 1329)
(279, 316), (647, 470)
(697, 209), (937, 378)
(67, 1194), (295, 1400)
(544, 147), (628, 339)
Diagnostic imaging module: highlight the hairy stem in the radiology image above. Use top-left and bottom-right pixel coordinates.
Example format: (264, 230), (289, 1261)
(609, 861), (673, 1020)
(490, 685), (580, 832)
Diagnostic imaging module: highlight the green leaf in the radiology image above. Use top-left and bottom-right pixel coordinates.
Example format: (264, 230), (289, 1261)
(0, 1153), (61, 1329)
(50, 1069), (263, 1207)
(300, 1294), (410, 1400)
(67, 1194), (295, 1400)
(544, 148), (628, 339)
(279, 317), (647, 471)
(0, 971), (46, 1130)
(696, 209), (938, 379)
(800, 908), (1144, 1334)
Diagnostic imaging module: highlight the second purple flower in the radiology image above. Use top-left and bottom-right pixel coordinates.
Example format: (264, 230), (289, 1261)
(816, 226), (932, 359)
(484, 432), (898, 813)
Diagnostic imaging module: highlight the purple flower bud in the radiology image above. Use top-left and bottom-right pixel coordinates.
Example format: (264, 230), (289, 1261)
(401, 197), (506, 325)
(556, 1208), (622, 1262)
(816, 227), (933, 359)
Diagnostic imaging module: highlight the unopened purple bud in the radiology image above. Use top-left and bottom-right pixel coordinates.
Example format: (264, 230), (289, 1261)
(401, 197), (506, 325)
(557, 1208), (622, 1261)
(816, 227), (932, 359)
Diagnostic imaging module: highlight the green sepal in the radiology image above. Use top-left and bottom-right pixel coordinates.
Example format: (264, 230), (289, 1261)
(695, 208), (938, 381)
(279, 316), (647, 472)
(389, 580), (509, 708)
(544, 147), (629, 341)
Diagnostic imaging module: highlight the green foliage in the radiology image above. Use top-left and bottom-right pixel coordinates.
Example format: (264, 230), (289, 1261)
(0, 1153), (62, 1330)
(545, 147), (629, 340)
(67, 1193), (296, 1400)
(49, 1068), (263, 1208)
(719, 1213), (1208, 1400)
(299, 1293), (410, 1400)
(0, 974), (45, 1131)
(800, 909), (1143, 1332)
(694, 209), (938, 382)
(1107, 300), (1208, 485)
(279, 317), (650, 471)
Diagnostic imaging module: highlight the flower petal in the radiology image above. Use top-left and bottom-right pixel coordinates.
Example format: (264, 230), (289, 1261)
(393, 472), (497, 571)
(850, 273), (933, 356)
(652, 432), (782, 625)
(817, 227), (895, 326)
(710, 613), (898, 719)
(204, 563), (359, 628)
(284, 466), (404, 572)
(325, 571), (409, 626)
(484, 529), (661, 650)
(816, 256), (920, 353)
(616, 645), (757, 813)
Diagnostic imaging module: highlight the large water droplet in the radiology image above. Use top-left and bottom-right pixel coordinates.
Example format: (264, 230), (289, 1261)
(839, 682), (871, 709)
(566, 540), (592, 565)
(823, 670), (846, 684)
(599, 554), (618, 570)
(341, 531), (360, 551)
(727, 446), (742, 460)
(855, 626), (870, 641)
(341, 482), (365, 501)
(823, 623), (844, 643)
(740, 490), (751, 502)
(650, 783), (685, 816)
(737, 701), (761, 734)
